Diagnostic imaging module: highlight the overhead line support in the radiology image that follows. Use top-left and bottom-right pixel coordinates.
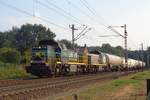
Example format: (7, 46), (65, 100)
(108, 24), (128, 67)
(69, 24), (78, 50)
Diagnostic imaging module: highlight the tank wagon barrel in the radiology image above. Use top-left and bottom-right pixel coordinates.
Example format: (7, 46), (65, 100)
(105, 53), (123, 66)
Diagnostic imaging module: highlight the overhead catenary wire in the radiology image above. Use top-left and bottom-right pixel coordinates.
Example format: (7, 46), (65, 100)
(65, 0), (71, 15)
(68, 0), (139, 51)
(74, 25), (87, 40)
(75, 27), (91, 41)
(0, 0), (140, 50)
(66, 0), (107, 35)
(33, 0), (39, 17)
(81, 0), (106, 22)
(44, 0), (94, 42)
(38, 0), (83, 26)
(46, 0), (83, 25)
(0, 0), (69, 30)
(81, 0), (129, 64)
(98, 35), (120, 37)
(43, 0), (92, 42)
(65, 0), (111, 39)
(66, 0), (97, 22)
(65, 0), (113, 37)
(79, 0), (124, 37)
(80, 0), (95, 15)
(79, 0), (106, 26)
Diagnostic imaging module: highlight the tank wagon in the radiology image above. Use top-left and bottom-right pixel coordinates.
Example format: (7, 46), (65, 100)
(26, 39), (145, 77)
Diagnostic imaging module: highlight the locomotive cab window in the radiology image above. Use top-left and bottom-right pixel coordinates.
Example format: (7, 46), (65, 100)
(32, 47), (47, 62)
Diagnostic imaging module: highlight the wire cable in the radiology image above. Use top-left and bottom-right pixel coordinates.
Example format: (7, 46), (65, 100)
(46, 0), (83, 25)
(0, 0), (69, 30)
(38, 0), (82, 25)
(79, 0), (124, 37)
(82, 0), (106, 22)
(65, 0), (111, 38)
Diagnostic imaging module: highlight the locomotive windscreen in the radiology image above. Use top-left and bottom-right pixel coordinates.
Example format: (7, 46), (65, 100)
(32, 47), (47, 61)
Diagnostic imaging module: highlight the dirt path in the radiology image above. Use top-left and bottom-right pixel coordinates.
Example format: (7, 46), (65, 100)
(115, 85), (132, 97)
(111, 85), (132, 100)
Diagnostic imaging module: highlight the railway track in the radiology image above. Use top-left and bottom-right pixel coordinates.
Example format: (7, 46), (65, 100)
(0, 71), (133, 100)
(0, 72), (115, 87)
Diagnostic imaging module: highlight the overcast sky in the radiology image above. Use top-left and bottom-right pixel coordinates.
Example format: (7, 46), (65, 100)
(0, 0), (150, 50)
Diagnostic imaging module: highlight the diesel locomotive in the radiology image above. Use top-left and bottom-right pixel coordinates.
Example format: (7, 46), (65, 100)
(26, 39), (145, 77)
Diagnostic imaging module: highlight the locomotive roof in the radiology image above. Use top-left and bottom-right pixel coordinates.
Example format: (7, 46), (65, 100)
(39, 39), (59, 48)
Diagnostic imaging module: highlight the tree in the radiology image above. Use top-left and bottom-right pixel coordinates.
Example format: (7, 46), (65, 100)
(59, 39), (78, 49)
(0, 24), (56, 54)
(88, 43), (124, 56)
(0, 32), (6, 47)
(20, 49), (32, 64)
(100, 44), (113, 53)
(116, 46), (124, 51)
(0, 47), (21, 64)
(14, 24), (56, 54)
(114, 46), (124, 56)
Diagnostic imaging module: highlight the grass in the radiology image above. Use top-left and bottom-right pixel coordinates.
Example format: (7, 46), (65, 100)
(0, 62), (33, 79)
(131, 71), (150, 80)
(56, 70), (150, 100)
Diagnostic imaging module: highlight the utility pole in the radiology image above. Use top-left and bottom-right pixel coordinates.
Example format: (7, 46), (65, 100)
(102, 24), (128, 67)
(69, 24), (91, 50)
(141, 43), (144, 67)
(69, 24), (78, 50)
(121, 24), (128, 67)
(147, 47), (149, 68)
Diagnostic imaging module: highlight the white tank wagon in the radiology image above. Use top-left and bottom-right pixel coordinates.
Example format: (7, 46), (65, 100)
(136, 60), (145, 71)
(105, 53), (123, 66)
(121, 58), (145, 71)
(138, 61), (146, 67)
(138, 61), (142, 66)
(127, 59), (137, 67)
(103, 53), (124, 71)
(89, 50), (145, 72)
(128, 59), (145, 67)
(143, 62), (146, 66)
(89, 51), (125, 71)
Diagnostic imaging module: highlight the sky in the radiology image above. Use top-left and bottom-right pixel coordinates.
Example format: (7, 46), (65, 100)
(0, 0), (150, 50)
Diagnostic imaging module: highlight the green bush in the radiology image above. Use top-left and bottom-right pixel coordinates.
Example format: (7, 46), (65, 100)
(0, 47), (21, 64)
(0, 62), (32, 79)
(22, 49), (32, 64)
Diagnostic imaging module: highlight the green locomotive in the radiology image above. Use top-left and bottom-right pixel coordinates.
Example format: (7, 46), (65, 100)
(26, 40), (82, 77)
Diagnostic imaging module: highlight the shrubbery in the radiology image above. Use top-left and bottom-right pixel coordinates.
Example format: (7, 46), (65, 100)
(0, 61), (32, 79)
(21, 50), (32, 64)
(0, 47), (21, 64)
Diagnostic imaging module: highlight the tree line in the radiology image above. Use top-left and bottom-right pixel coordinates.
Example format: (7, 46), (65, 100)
(0, 23), (55, 64)
(0, 23), (149, 67)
